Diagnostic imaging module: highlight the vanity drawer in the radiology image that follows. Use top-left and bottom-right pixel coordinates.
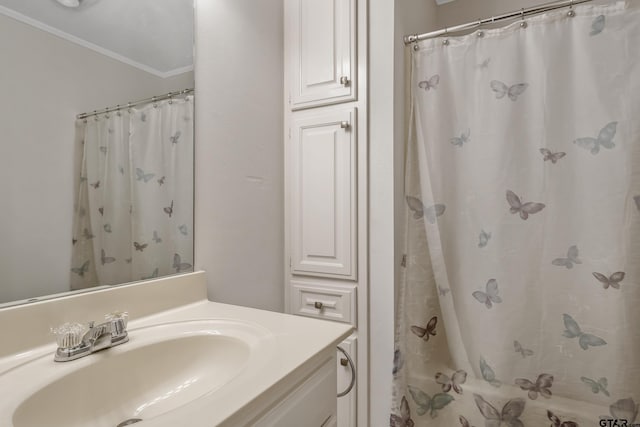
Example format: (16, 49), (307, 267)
(290, 281), (356, 326)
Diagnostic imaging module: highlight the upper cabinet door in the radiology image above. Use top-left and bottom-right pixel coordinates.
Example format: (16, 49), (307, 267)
(290, 107), (357, 279)
(288, 0), (356, 109)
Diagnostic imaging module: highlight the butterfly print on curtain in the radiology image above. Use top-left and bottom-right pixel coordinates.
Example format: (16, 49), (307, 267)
(405, 196), (446, 224)
(393, 349), (404, 375)
(136, 168), (155, 183)
(548, 410), (579, 427)
(418, 75), (440, 91)
(82, 228), (94, 240)
(450, 129), (470, 147)
(458, 415), (477, 427)
(100, 249), (115, 265)
(590, 15), (605, 36)
(411, 316), (438, 341)
(164, 200), (174, 217)
(477, 58), (491, 69)
(540, 148), (566, 164)
(473, 279), (502, 309)
(552, 245), (581, 269)
(490, 81), (528, 101)
(170, 131), (181, 144)
(473, 394), (525, 426)
(71, 261), (90, 277)
(562, 313), (607, 350)
(390, 396), (414, 427)
(580, 376), (610, 396)
(408, 386), (454, 418)
(478, 230), (491, 248)
(514, 340), (534, 358)
(506, 190), (545, 220)
(514, 373), (553, 399)
(142, 268), (159, 280)
(479, 357), (501, 387)
(592, 272), (625, 290)
(173, 253), (192, 273)
(435, 369), (467, 394)
(133, 242), (148, 252)
(573, 121), (618, 155)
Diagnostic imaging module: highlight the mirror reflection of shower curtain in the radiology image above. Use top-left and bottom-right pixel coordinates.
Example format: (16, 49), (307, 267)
(70, 95), (194, 289)
(392, 2), (640, 426)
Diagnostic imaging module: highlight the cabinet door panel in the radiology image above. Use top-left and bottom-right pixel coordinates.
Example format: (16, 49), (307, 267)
(253, 358), (336, 426)
(290, 108), (356, 278)
(289, 0), (356, 109)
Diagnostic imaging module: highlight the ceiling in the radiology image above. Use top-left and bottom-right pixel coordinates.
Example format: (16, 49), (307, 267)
(0, 0), (193, 78)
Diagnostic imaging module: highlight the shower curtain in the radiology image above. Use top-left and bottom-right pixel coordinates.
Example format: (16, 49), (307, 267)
(70, 95), (194, 290)
(392, 2), (640, 426)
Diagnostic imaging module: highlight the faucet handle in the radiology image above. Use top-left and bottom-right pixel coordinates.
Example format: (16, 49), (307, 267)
(51, 322), (87, 349)
(105, 311), (128, 326)
(105, 311), (129, 336)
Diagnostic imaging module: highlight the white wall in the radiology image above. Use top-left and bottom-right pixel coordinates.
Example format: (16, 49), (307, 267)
(436, 0), (610, 28)
(436, 0), (542, 28)
(194, 0), (284, 312)
(369, 0), (437, 425)
(0, 13), (193, 304)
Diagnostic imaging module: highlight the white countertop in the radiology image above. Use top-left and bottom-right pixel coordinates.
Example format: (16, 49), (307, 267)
(0, 272), (353, 426)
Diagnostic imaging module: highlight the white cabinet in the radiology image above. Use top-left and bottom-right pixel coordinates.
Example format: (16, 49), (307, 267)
(253, 358), (337, 426)
(337, 335), (357, 427)
(290, 280), (356, 325)
(285, 0), (367, 423)
(287, 0), (357, 109)
(290, 107), (357, 279)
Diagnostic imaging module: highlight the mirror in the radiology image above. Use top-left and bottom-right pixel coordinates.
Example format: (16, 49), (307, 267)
(0, 0), (195, 308)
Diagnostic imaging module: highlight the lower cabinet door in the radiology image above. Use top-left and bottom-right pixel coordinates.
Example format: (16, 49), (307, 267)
(337, 335), (357, 427)
(253, 357), (337, 426)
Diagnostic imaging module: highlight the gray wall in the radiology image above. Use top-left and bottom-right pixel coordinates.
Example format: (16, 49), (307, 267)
(194, 0), (284, 312)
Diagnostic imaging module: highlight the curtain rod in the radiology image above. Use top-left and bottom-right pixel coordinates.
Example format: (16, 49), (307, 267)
(77, 88), (194, 120)
(404, 0), (593, 45)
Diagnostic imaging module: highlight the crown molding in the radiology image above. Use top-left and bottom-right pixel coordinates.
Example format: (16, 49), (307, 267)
(0, 5), (192, 79)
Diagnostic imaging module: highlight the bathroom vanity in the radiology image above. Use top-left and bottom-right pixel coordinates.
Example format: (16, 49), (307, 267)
(0, 272), (352, 426)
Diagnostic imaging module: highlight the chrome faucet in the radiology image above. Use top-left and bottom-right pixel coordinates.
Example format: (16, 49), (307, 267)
(52, 312), (129, 362)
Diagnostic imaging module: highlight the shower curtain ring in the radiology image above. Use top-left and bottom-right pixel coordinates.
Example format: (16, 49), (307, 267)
(152, 96), (158, 108)
(93, 111), (98, 121)
(168, 93), (173, 104)
(520, 8), (528, 28)
(443, 28), (450, 46)
(567, 0), (576, 17)
(116, 105), (121, 117)
(476, 19), (484, 37)
(127, 102), (132, 113)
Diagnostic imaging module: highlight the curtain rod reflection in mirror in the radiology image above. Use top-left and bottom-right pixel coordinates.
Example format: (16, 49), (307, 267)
(403, 0), (592, 45)
(77, 88), (194, 120)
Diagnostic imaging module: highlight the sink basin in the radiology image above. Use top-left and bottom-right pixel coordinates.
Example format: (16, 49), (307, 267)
(2, 319), (275, 427)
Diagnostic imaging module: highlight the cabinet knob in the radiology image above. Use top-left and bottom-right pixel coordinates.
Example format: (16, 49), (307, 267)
(340, 76), (351, 86)
(314, 301), (324, 310)
(340, 358), (348, 366)
(340, 121), (350, 129)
